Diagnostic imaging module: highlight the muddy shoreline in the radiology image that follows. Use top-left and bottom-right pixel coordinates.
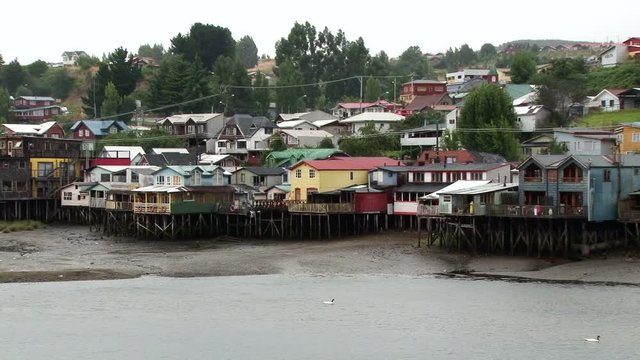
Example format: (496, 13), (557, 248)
(1, 225), (638, 285)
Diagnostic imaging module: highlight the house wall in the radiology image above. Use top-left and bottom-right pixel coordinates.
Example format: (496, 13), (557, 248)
(369, 170), (398, 187)
(289, 163), (321, 201)
(266, 188), (287, 200)
(351, 121), (395, 134)
(74, 123), (97, 139)
(555, 132), (614, 155)
(61, 184), (90, 207)
(617, 127), (640, 154)
(601, 45), (629, 67)
(593, 92), (621, 112)
(232, 169), (282, 190)
(354, 193), (387, 213)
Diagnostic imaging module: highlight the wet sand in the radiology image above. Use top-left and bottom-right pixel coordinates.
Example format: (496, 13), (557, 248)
(0, 225), (638, 285)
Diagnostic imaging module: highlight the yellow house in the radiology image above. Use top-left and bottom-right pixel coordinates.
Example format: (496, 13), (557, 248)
(289, 157), (399, 201)
(615, 123), (640, 154)
(31, 157), (84, 197)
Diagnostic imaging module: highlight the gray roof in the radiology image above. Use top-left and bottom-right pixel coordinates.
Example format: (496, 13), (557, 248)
(395, 183), (450, 193)
(238, 167), (285, 176)
(378, 163), (509, 172)
(228, 114), (276, 138)
(17, 96), (55, 102)
(70, 120), (128, 136)
(143, 153), (198, 166)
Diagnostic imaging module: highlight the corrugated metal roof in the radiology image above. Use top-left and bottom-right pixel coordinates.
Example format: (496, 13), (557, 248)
(340, 112), (404, 123)
(297, 157), (400, 170)
(438, 182), (517, 196)
(421, 180), (491, 199)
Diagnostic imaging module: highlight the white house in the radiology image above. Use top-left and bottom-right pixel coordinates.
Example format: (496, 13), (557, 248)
(340, 112), (405, 134)
(515, 105), (552, 132)
(588, 89), (625, 112)
(278, 129), (333, 148)
(277, 120), (318, 131)
(99, 146), (146, 165)
(554, 128), (616, 155)
(600, 45), (629, 68)
(60, 182), (96, 207)
(61, 51), (88, 66)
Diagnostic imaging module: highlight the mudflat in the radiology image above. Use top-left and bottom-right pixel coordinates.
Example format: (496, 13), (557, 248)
(0, 225), (638, 285)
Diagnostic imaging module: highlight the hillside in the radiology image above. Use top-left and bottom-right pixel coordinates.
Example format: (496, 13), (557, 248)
(499, 39), (610, 49)
(579, 109), (640, 127)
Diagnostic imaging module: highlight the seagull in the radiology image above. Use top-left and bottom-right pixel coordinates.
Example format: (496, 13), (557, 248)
(584, 336), (600, 342)
(323, 299), (335, 305)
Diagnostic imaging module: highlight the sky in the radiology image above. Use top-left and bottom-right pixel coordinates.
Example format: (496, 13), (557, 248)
(2, 0), (638, 65)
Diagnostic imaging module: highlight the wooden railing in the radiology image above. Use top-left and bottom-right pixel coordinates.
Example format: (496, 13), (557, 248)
(485, 204), (587, 218)
(417, 204), (439, 216)
(89, 198), (106, 208)
(253, 199), (289, 209)
(106, 201), (133, 211)
(288, 202), (355, 213)
(523, 176), (543, 182)
(619, 199), (640, 222)
(133, 203), (170, 214)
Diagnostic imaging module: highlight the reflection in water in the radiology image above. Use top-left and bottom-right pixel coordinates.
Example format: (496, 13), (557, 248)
(1, 275), (638, 360)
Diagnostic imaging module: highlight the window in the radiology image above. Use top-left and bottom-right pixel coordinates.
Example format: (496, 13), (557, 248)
(350, 172), (354, 180)
(63, 192), (72, 201)
(265, 128), (273, 134)
(237, 141), (247, 149)
(109, 126), (118, 134)
(610, 100), (615, 107)
(601, 100), (606, 107)
(309, 169), (316, 179)
(218, 141), (226, 148)
(100, 173), (111, 182)
(252, 175), (265, 186)
(604, 170), (611, 182)
(156, 175), (165, 185)
(295, 169), (302, 178)
(193, 171), (201, 185)
(414, 172), (425, 182)
(433, 172), (443, 182)
(225, 127), (236, 135)
(471, 173), (483, 180)
(187, 125), (195, 134)
(85, 129), (91, 137)
(166, 176), (172, 185)
(633, 133), (640, 142)
(131, 173), (139, 183)
(282, 172), (289, 183)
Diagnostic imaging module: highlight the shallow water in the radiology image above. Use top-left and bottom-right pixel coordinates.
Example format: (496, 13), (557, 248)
(1, 275), (638, 359)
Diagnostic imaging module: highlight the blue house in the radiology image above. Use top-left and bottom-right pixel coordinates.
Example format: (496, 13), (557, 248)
(517, 155), (640, 221)
(152, 165), (230, 186)
(71, 120), (129, 139)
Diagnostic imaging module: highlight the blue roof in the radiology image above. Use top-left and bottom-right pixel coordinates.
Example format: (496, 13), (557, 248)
(70, 120), (129, 136)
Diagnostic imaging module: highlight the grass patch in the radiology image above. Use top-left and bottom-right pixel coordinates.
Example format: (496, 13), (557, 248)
(580, 109), (640, 127)
(0, 220), (46, 233)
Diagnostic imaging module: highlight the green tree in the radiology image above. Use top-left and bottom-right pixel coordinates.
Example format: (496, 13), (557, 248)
(96, 128), (184, 153)
(479, 43), (497, 60)
(170, 23), (236, 70)
(269, 134), (287, 151)
(317, 137), (335, 149)
(441, 130), (461, 150)
(253, 70), (270, 116)
(275, 60), (304, 113)
(532, 58), (587, 121)
(542, 138), (568, 155)
(511, 52), (537, 84)
(458, 44), (476, 66)
(101, 82), (121, 118)
(76, 55), (100, 70)
(458, 84), (520, 160)
(43, 67), (75, 99)
(392, 111), (444, 131)
(82, 62), (110, 117)
(137, 43), (166, 62)
(0, 87), (10, 123)
(394, 46), (433, 79)
(339, 124), (400, 157)
(1, 59), (26, 95)
(586, 60), (640, 94)
(26, 60), (49, 77)
(365, 77), (382, 101)
(182, 56), (212, 113)
(236, 35), (258, 68)
(108, 47), (141, 97)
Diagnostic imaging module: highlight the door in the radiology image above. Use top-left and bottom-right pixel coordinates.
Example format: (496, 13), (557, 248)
(294, 188), (301, 201)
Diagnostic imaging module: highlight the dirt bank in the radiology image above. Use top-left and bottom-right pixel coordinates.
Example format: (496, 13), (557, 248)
(0, 225), (638, 285)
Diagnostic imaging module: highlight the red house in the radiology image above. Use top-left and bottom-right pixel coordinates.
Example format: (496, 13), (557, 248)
(1, 121), (65, 138)
(70, 120), (129, 139)
(399, 80), (447, 104)
(11, 96), (64, 123)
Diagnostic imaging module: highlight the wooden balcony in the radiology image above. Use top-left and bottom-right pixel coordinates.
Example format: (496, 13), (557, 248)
(106, 201), (133, 211)
(417, 204), (440, 216)
(288, 202), (355, 214)
(133, 203), (170, 214)
(485, 204), (587, 218)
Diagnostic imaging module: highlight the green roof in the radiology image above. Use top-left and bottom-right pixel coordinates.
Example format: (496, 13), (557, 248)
(265, 149), (346, 167)
(504, 84), (534, 100)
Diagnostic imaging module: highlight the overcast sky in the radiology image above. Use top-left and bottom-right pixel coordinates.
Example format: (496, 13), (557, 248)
(2, 0), (637, 65)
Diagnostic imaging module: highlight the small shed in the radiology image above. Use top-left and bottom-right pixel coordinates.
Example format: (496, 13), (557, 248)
(437, 182), (518, 215)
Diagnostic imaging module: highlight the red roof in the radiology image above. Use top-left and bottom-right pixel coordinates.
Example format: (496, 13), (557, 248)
(337, 102), (377, 109)
(607, 88), (627, 96)
(294, 156), (403, 170)
(432, 104), (457, 112)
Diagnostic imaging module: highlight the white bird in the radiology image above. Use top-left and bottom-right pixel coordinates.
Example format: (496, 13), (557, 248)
(584, 336), (600, 342)
(323, 299), (335, 305)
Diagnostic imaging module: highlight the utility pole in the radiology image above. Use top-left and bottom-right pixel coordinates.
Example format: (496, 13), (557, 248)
(92, 78), (97, 118)
(359, 76), (363, 113)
